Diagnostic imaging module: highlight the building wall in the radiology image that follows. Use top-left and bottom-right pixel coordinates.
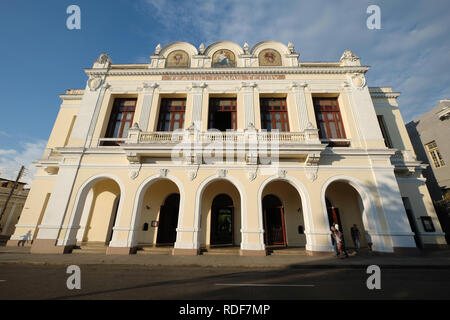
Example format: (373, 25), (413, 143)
(406, 100), (450, 200)
(8, 41), (447, 254)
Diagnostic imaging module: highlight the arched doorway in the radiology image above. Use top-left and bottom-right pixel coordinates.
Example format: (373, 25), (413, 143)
(325, 181), (368, 248)
(76, 178), (121, 245)
(262, 194), (287, 247)
(210, 194), (234, 245)
(198, 179), (242, 248)
(156, 193), (180, 245)
(135, 179), (181, 247)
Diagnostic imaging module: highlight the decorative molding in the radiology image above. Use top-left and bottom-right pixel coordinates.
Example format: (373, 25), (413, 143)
(217, 169), (227, 178)
(87, 76), (103, 91)
(277, 169), (287, 178)
(85, 66), (371, 77)
(159, 168), (168, 177)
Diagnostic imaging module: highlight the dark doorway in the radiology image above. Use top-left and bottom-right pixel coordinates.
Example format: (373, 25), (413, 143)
(210, 194), (234, 245)
(262, 194), (287, 246)
(156, 193), (180, 245)
(402, 197), (423, 249)
(106, 196), (120, 245)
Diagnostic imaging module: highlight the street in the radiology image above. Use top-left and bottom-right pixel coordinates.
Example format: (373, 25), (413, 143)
(0, 263), (449, 300)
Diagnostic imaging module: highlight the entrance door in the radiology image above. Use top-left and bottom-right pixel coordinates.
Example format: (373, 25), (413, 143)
(262, 195), (287, 246)
(210, 194), (234, 245)
(156, 194), (180, 245)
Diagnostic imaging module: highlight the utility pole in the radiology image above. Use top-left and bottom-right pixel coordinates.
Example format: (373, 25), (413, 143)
(0, 166), (25, 228)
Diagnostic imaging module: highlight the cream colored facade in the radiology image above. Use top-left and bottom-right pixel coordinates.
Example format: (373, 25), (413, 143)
(8, 41), (447, 255)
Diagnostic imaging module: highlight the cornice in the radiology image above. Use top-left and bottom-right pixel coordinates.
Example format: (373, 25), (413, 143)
(85, 66), (370, 77)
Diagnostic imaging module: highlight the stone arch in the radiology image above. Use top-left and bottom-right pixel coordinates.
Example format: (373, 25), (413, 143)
(320, 175), (387, 251)
(258, 175), (313, 250)
(64, 173), (125, 247)
(128, 174), (185, 249)
(204, 41), (244, 67)
(194, 174), (247, 249)
(159, 41), (198, 57)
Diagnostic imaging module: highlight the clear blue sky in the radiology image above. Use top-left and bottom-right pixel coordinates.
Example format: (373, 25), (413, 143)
(0, 0), (449, 183)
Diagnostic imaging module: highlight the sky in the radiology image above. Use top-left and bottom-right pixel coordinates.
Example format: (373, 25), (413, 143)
(0, 0), (449, 184)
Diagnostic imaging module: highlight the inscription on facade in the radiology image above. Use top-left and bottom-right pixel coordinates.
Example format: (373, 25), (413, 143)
(162, 74), (286, 81)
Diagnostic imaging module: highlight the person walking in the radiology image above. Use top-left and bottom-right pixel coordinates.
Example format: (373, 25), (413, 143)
(332, 225), (348, 258)
(330, 225), (339, 256)
(350, 224), (361, 250)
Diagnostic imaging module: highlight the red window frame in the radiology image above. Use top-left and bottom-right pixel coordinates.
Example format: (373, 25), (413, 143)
(157, 98), (186, 131)
(105, 98), (137, 138)
(260, 98), (290, 132)
(313, 98), (346, 139)
(208, 98), (237, 131)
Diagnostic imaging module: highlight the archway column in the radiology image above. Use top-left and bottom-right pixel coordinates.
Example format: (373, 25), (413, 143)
(173, 186), (199, 255)
(370, 168), (417, 253)
(31, 165), (81, 254)
(98, 180), (134, 255)
(240, 186), (266, 255)
(306, 185), (333, 255)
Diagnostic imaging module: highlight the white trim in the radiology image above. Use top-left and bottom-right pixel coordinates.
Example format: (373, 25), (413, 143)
(63, 173), (125, 247)
(320, 175), (387, 252)
(192, 174), (247, 251)
(128, 174), (185, 248)
(258, 175), (313, 251)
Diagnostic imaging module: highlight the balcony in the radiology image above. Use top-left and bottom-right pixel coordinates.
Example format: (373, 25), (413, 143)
(107, 124), (326, 165)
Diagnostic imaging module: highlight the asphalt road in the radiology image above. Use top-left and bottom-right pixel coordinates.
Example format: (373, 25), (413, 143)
(0, 263), (449, 300)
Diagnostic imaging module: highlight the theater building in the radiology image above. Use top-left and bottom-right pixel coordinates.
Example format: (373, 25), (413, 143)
(8, 41), (446, 255)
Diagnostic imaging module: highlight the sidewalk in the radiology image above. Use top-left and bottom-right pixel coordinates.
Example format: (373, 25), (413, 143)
(1, 246), (450, 269)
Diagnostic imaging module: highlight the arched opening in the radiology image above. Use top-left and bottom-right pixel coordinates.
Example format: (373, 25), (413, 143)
(261, 180), (306, 248)
(210, 194), (234, 245)
(262, 194), (286, 247)
(136, 179), (181, 247)
(156, 193), (180, 245)
(76, 178), (121, 246)
(199, 179), (242, 248)
(325, 181), (368, 249)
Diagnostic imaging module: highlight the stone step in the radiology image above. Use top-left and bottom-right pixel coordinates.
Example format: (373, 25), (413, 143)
(269, 248), (307, 256)
(136, 247), (172, 255)
(72, 248), (107, 254)
(201, 248), (240, 256)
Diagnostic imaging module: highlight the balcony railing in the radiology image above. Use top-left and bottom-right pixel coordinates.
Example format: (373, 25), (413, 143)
(96, 124), (322, 147)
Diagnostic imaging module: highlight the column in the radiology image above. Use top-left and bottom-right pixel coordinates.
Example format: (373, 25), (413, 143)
(344, 76), (385, 148)
(68, 78), (110, 148)
(291, 82), (309, 131)
(191, 82), (207, 127)
(138, 83), (158, 131)
(371, 168), (417, 251)
(31, 161), (81, 254)
(241, 82), (257, 128)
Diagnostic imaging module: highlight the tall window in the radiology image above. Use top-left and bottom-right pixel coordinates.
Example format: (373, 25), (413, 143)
(157, 98), (186, 131)
(313, 97), (346, 139)
(105, 98), (137, 138)
(260, 98), (290, 132)
(377, 115), (393, 148)
(426, 141), (445, 168)
(208, 98), (237, 131)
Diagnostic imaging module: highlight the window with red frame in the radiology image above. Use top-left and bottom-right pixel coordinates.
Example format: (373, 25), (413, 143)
(157, 98), (186, 131)
(313, 97), (346, 139)
(105, 98), (137, 138)
(260, 98), (290, 132)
